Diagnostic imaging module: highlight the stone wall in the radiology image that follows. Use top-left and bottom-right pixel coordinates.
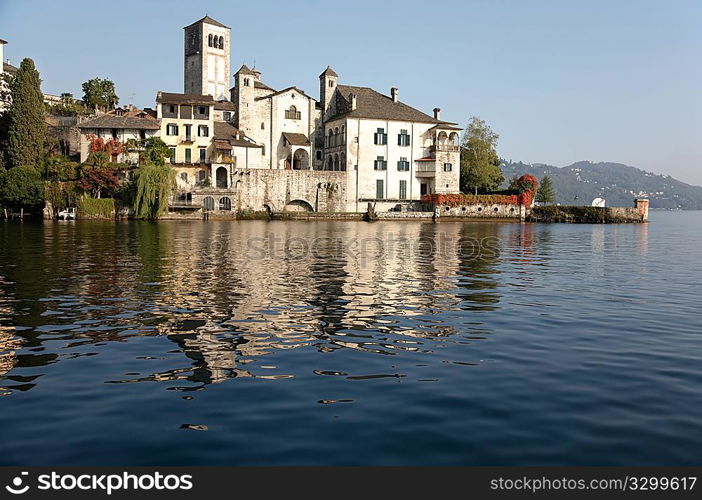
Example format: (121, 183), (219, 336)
(437, 203), (524, 219)
(190, 169), (347, 214)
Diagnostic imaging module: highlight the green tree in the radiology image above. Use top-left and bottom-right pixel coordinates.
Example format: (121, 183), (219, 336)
(141, 137), (170, 165)
(132, 162), (176, 219)
(0, 165), (44, 211)
(6, 58), (47, 169)
(536, 175), (556, 204)
(81, 78), (118, 112)
(460, 117), (504, 194)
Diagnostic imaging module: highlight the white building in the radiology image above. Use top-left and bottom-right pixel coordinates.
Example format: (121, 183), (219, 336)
(76, 106), (160, 163)
(172, 15), (461, 213)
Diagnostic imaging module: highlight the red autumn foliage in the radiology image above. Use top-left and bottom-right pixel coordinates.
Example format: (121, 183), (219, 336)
(77, 167), (121, 198)
(87, 135), (125, 160)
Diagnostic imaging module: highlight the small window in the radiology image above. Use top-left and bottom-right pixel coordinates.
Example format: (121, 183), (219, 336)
(169, 147), (176, 163)
(244, 78), (250, 86)
(397, 157), (410, 171)
(285, 105), (301, 120)
(198, 125), (209, 137)
(199, 148), (206, 163)
(374, 128), (387, 145)
(398, 129), (410, 147)
(262, 145), (265, 156)
(180, 172), (188, 182)
(218, 36), (224, 50)
(328, 80), (334, 88)
(166, 123), (179, 136)
(198, 106), (207, 115)
(169, 105), (176, 114)
(261, 122), (265, 130)
(223, 111), (231, 121)
(184, 148), (192, 163)
(374, 156), (387, 170)
(139, 130), (146, 140)
(443, 163), (453, 172)
(316, 150), (322, 160)
(203, 196), (214, 211)
(112, 128), (118, 139)
(208, 34), (213, 47)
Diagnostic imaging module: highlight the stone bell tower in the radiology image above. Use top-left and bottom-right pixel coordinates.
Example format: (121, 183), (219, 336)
(183, 16), (231, 100)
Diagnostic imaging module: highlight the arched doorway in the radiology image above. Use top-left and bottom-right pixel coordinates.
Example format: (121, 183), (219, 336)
(216, 167), (228, 188)
(203, 196), (214, 211)
(292, 149), (309, 170)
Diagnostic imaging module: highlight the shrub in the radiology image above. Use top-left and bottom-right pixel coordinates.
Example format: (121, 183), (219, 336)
(77, 196), (115, 219)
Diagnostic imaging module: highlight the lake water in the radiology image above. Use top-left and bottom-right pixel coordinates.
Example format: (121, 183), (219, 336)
(0, 212), (700, 465)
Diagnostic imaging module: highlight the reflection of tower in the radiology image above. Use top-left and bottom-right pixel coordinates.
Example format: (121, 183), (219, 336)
(183, 16), (231, 100)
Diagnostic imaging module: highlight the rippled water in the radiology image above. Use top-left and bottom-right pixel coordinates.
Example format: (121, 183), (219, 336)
(0, 212), (700, 465)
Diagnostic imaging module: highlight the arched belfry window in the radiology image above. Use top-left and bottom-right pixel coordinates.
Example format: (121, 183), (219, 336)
(218, 36), (224, 49)
(208, 34), (213, 47)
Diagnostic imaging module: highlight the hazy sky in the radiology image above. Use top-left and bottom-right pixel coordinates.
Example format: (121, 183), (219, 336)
(1, 0), (700, 184)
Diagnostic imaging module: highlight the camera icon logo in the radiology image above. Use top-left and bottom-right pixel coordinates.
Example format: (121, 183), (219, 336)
(5, 472), (29, 495)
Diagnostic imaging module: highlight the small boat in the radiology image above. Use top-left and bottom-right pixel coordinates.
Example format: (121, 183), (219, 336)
(58, 208), (76, 220)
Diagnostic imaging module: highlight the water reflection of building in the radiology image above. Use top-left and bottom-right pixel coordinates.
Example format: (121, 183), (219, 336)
(0, 285), (21, 396)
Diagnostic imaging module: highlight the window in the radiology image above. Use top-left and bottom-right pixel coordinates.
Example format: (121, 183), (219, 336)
(398, 129), (410, 147)
(184, 124), (192, 140)
(262, 145), (265, 156)
(198, 170), (206, 183)
(180, 172), (188, 182)
(203, 196), (214, 211)
(376, 179), (385, 200)
(198, 125), (209, 137)
(185, 148), (192, 163)
(223, 111), (231, 121)
(198, 106), (207, 115)
(169, 105), (176, 114)
(374, 156), (387, 170)
(261, 122), (265, 130)
(316, 150), (322, 160)
(399, 180), (407, 200)
(208, 34), (213, 47)
(397, 157), (410, 171)
(112, 128), (118, 139)
(244, 78), (250, 86)
(328, 80), (334, 88)
(285, 105), (301, 120)
(199, 148), (206, 163)
(169, 148), (176, 163)
(219, 197), (232, 211)
(218, 36), (224, 50)
(443, 162), (453, 172)
(166, 123), (179, 136)
(374, 128), (387, 145)
(139, 130), (146, 140)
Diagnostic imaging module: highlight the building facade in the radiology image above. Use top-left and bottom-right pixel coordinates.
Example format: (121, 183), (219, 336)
(168, 15), (461, 214)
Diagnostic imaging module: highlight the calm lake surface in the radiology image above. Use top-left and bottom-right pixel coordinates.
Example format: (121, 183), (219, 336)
(0, 212), (700, 465)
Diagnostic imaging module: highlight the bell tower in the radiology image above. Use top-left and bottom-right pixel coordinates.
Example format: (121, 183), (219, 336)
(183, 16), (231, 100)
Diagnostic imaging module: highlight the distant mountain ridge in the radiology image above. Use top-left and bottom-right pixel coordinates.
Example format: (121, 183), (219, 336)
(500, 160), (702, 209)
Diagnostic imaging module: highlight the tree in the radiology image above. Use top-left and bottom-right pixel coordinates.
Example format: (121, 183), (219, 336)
(77, 166), (120, 199)
(81, 78), (118, 112)
(0, 165), (44, 212)
(47, 92), (85, 117)
(536, 175), (556, 204)
(132, 162), (176, 219)
(141, 137), (170, 165)
(6, 58), (47, 169)
(460, 117), (504, 194)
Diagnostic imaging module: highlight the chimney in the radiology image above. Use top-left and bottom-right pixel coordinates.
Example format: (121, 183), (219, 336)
(235, 131), (240, 140)
(433, 107), (441, 120)
(391, 87), (399, 103)
(350, 94), (357, 111)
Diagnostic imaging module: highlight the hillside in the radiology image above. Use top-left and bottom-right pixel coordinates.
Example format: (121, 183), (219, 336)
(500, 160), (702, 209)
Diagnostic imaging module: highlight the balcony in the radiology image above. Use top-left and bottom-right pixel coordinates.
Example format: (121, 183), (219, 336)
(415, 163), (436, 177)
(181, 136), (194, 144)
(430, 144), (460, 153)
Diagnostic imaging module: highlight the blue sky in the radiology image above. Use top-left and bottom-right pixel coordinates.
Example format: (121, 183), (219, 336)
(1, 0), (700, 184)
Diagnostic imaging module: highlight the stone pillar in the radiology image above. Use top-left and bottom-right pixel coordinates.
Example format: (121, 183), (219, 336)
(634, 198), (649, 222)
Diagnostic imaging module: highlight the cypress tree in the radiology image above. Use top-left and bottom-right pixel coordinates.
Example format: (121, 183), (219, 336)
(7, 58), (46, 169)
(536, 175), (557, 204)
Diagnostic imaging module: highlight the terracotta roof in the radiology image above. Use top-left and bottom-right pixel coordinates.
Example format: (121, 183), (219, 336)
(184, 16), (230, 30)
(213, 121), (262, 148)
(254, 80), (274, 91)
(235, 64), (255, 75)
(415, 157), (435, 162)
(77, 113), (161, 130)
(329, 85), (442, 124)
(429, 123), (461, 130)
(282, 132), (310, 147)
(254, 86), (314, 101)
(213, 139), (232, 150)
(319, 66), (338, 78)
(215, 100), (236, 111)
(156, 92), (214, 105)
(3, 62), (17, 74)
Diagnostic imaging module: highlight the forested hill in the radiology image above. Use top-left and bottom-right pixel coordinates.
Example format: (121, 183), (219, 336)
(500, 160), (702, 209)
